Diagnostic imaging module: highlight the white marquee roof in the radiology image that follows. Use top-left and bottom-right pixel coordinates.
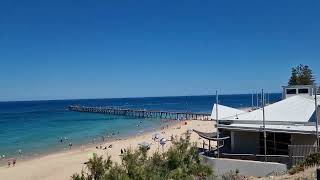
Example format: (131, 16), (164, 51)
(210, 104), (245, 120)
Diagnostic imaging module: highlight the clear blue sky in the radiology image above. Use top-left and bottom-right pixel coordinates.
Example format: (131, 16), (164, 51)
(0, 0), (319, 101)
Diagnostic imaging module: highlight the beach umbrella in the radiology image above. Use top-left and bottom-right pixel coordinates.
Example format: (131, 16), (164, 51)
(153, 133), (160, 139)
(159, 138), (167, 152)
(138, 141), (151, 148)
(160, 138), (167, 146)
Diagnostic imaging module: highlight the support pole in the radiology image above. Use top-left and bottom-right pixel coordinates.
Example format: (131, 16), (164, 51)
(262, 89), (267, 162)
(315, 86), (319, 147)
(252, 93), (254, 109)
(256, 91), (259, 108)
(216, 90), (219, 158)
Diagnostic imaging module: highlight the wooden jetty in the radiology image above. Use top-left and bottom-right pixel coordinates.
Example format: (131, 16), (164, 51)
(68, 105), (211, 120)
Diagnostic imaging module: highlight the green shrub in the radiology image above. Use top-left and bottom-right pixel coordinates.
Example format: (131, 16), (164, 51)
(289, 152), (320, 175)
(71, 136), (213, 180)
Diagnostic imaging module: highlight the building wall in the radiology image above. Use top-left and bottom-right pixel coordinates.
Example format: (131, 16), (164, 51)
(282, 85), (314, 99)
(201, 155), (287, 177)
(231, 131), (259, 154)
(291, 134), (317, 145)
(227, 130), (318, 154)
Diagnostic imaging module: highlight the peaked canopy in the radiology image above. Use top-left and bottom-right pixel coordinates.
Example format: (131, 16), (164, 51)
(193, 130), (230, 141)
(210, 104), (245, 120)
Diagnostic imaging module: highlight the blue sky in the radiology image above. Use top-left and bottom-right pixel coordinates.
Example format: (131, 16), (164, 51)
(0, 0), (319, 101)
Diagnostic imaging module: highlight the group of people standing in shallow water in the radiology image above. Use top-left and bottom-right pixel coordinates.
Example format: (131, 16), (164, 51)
(59, 137), (73, 150)
(7, 159), (16, 167)
(1, 149), (22, 168)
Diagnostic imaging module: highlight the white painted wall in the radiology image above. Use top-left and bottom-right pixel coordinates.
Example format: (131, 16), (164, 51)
(201, 155), (287, 177)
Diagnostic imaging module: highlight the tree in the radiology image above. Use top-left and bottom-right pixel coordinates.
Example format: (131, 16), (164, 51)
(71, 136), (213, 180)
(288, 64), (315, 85)
(288, 67), (298, 85)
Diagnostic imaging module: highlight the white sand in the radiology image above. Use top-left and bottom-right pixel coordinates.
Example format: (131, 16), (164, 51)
(0, 120), (215, 180)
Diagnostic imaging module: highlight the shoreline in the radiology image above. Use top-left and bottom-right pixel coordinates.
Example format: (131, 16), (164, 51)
(0, 119), (179, 167)
(0, 119), (215, 180)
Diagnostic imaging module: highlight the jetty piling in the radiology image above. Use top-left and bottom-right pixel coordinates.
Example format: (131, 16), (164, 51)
(68, 105), (210, 120)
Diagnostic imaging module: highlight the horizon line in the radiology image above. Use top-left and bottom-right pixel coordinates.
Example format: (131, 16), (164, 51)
(0, 91), (282, 103)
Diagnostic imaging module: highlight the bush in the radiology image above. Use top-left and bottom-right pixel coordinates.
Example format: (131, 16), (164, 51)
(289, 152), (320, 175)
(71, 136), (213, 180)
(220, 169), (243, 180)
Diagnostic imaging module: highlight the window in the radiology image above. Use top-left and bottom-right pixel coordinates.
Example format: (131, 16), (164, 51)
(298, 88), (309, 94)
(286, 89), (297, 94)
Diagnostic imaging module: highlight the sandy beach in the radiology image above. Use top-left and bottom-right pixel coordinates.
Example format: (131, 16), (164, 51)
(0, 120), (215, 180)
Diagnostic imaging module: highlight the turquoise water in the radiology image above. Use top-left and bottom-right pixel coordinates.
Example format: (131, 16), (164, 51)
(0, 94), (282, 159)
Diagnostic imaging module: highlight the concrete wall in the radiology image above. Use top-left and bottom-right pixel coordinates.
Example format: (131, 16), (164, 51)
(231, 131), (259, 154)
(291, 134), (317, 145)
(201, 155), (287, 177)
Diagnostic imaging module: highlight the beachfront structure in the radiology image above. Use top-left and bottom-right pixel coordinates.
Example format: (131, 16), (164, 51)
(282, 85), (315, 99)
(209, 104), (245, 120)
(218, 95), (319, 155)
(69, 105), (210, 120)
(205, 86), (320, 167)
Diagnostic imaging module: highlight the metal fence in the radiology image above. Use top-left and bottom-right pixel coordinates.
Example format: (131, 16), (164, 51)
(288, 145), (320, 167)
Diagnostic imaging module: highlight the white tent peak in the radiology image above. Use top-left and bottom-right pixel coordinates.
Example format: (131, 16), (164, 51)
(210, 104), (245, 120)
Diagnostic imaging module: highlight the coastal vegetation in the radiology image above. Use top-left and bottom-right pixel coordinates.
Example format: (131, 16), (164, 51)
(288, 152), (320, 175)
(71, 136), (213, 180)
(288, 64), (315, 86)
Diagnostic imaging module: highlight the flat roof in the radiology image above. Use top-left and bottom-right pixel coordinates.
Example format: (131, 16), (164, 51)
(282, 85), (314, 88)
(219, 123), (316, 134)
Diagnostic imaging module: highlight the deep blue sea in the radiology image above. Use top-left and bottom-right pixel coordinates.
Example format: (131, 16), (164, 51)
(0, 94), (281, 159)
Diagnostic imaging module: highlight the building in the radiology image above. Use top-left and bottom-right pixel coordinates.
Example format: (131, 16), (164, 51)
(282, 85), (315, 99)
(195, 85), (319, 176)
(211, 85), (319, 161)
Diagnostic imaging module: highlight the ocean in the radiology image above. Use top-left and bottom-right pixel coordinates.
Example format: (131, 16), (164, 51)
(0, 94), (281, 159)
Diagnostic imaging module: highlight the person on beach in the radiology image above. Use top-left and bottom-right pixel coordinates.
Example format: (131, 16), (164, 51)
(12, 159), (16, 166)
(120, 149), (123, 154)
(69, 143), (72, 150)
(18, 149), (22, 156)
(7, 160), (10, 167)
